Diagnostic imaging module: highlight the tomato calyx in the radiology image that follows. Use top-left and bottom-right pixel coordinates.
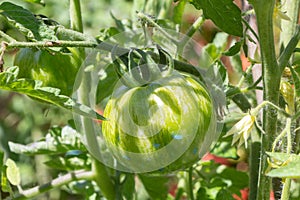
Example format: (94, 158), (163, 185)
(111, 46), (174, 88)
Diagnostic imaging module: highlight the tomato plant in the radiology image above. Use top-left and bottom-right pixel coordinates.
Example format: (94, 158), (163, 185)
(0, 0), (299, 200)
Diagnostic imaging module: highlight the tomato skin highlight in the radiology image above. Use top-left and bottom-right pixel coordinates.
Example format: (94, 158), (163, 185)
(102, 72), (215, 173)
(14, 48), (80, 96)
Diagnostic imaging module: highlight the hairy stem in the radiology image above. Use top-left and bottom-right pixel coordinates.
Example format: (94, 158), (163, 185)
(281, 178), (291, 200)
(5, 40), (97, 48)
(249, 0), (280, 199)
(280, 118), (292, 200)
(279, 1), (300, 198)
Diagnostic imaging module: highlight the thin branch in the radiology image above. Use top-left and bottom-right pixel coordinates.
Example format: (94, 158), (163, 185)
(136, 11), (179, 44)
(2, 26), (205, 80)
(178, 15), (205, 47)
(11, 170), (94, 200)
(6, 40), (98, 48)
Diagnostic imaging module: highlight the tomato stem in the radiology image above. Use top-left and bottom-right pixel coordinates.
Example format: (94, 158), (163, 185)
(249, 0), (280, 199)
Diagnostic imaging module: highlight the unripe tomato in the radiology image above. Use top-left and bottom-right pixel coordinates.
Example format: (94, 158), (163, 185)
(14, 48), (80, 96)
(102, 72), (215, 173)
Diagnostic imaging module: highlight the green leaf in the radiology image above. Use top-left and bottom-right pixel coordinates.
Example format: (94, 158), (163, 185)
(97, 64), (119, 103)
(230, 54), (243, 80)
(189, 0), (243, 36)
(8, 126), (86, 155)
(216, 189), (235, 200)
(98, 27), (120, 41)
(267, 159), (300, 178)
(5, 159), (20, 186)
(211, 141), (238, 159)
(0, 66), (105, 120)
(0, 2), (56, 41)
(218, 167), (248, 195)
(198, 162), (248, 196)
(173, 0), (187, 24)
(199, 33), (228, 67)
(138, 174), (170, 200)
(223, 41), (242, 56)
(290, 66), (300, 98)
(1, 166), (12, 194)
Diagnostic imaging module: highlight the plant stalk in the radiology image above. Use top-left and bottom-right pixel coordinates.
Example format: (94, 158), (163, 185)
(69, 0), (83, 33)
(188, 167), (194, 200)
(92, 160), (116, 200)
(249, 0), (281, 199)
(75, 60), (116, 200)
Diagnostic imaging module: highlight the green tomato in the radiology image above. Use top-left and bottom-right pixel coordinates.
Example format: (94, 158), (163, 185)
(14, 48), (80, 96)
(102, 72), (215, 173)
